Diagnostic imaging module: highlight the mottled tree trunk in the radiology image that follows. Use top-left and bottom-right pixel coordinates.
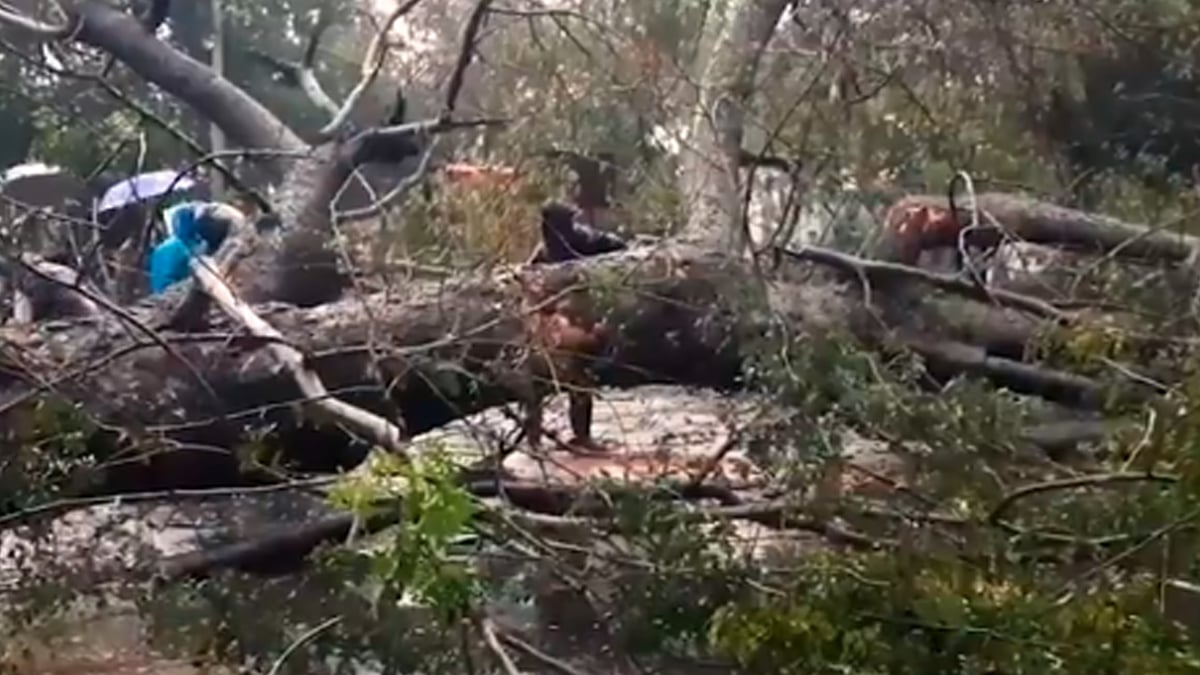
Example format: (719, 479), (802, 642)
(679, 0), (792, 251)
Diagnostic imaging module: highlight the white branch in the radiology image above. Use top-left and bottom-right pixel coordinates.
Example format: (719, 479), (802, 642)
(187, 207), (408, 455)
(297, 68), (341, 118)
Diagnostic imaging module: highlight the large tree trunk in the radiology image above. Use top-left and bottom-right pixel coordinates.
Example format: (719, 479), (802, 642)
(0, 234), (1157, 495)
(679, 0), (792, 250)
(0, 245), (755, 486)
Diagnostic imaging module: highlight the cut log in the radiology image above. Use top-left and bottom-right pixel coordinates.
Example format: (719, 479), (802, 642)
(878, 192), (1200, 265)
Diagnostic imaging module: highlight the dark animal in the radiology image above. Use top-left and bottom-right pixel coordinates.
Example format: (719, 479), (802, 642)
(532, 202), (627, 263)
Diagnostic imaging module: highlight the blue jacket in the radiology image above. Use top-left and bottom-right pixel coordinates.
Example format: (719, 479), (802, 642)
(148, 202), (229, 294)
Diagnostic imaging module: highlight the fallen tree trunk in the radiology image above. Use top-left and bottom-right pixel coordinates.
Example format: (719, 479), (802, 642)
(878, 191), (1200, 264)
(0, 238), (1150, 493)
(0, 244), (750, 488)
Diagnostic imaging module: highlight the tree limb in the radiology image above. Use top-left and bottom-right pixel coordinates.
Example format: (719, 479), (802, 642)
(315, 0), (425, 140)
(0, 0), (306, 158)
(775, 244), (1069, 321)
(187, 243), (409, 453)
(877, 192), (1200, 266)
(247, 46), (340, 119)
(0, 0), (70, 37)
(441, 0), (493, 120)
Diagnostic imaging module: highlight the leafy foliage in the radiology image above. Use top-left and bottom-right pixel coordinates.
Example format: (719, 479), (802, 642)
(328, 448), (483, 625)
(710, 552), (1200, 675)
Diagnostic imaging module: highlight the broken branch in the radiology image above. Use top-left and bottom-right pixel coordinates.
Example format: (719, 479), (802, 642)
(187, 247), (409, 453)
(247, 45), (340, 118)
(775, 244), (1070, 321)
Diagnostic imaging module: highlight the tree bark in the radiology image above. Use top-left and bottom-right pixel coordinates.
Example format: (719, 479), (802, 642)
(70, 0), (306, 158)
(679, 0), (792, 251)
(0, 237), (1149, 495)
(878, 192), (1200, 264)
(0, 244), (750, 485)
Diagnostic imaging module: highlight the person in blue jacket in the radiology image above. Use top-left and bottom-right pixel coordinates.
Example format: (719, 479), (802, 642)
(148, 200), (233, 294)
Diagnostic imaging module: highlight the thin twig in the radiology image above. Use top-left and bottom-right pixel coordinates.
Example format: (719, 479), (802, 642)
(987, 471), (1178, 525)
(479, 616), (521, 675)
(442, 0), (494, 120)
(494, 629), (592, 667)
(498, 628), (594, 675)
(317, 0), (425, 139)
(336, 136), (441, 222)
(267, 616), (343, 675)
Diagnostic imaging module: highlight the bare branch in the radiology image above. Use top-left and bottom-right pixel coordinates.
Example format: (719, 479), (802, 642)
(495, 630), (592, 675)
(479, 617), (522, 675)
(295, 70), (341, 120)
(987, 472), (1178, 525)
(246, 45), (340, 118)
(186, 237), (409, 454)
(774, 245), (1069, 321)
(336, 136), (440, 222)
(267, 617), (344, 675)
(442, 0), (493, 119)
(295, 6), (340, 117)
(0, 1), (70, 37)
(316, 0), (425, 140)
(300, 3), (333, 67)
(348, 115), (507, 164)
